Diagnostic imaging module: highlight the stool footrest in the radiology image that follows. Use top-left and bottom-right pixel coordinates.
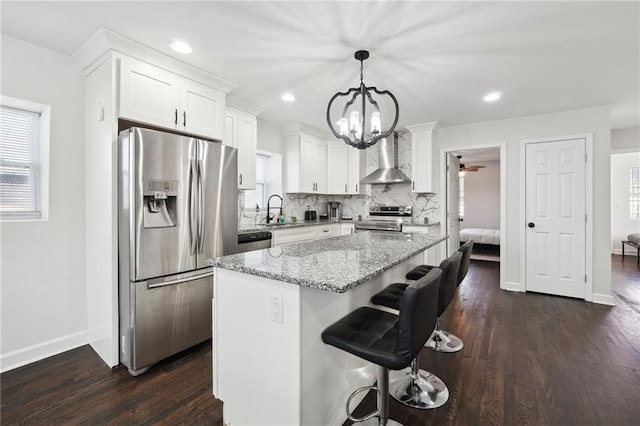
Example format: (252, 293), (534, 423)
(346, 385), (379, 423)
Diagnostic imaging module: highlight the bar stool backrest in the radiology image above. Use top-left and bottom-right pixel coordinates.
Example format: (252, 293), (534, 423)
(396, 268), (442, 362)
(438, 251), (463, 316)
(457, 241), (474, 285)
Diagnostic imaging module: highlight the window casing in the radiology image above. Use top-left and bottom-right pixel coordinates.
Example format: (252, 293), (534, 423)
(631, 167), (640, 219)
(0, 97), (49, 221)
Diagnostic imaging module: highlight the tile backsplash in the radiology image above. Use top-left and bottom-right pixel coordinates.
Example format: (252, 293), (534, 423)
(238, 132), (440, 227)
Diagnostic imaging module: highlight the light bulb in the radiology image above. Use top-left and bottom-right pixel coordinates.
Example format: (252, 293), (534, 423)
(371, 111), (381, 134)
(337, 118), (349, 136)
(350, 111), (360, 134)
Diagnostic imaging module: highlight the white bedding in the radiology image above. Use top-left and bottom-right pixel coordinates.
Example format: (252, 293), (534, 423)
(460, 228), (500, 245)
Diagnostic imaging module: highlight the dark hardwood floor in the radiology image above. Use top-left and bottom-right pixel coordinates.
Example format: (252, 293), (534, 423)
(2, 255), (638, 425)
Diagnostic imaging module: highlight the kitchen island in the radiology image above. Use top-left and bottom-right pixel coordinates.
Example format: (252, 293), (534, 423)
(212, 231), (447, 426)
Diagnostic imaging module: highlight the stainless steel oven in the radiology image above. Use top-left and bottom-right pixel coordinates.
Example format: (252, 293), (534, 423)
(354, 205), (412, 233)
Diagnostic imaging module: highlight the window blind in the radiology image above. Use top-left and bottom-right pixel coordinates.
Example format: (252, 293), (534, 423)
(0, 105), (41, 218)
(631, 167), (640, 219)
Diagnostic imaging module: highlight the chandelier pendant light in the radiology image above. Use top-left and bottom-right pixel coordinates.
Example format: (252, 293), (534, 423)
(326, 50), (399, 149)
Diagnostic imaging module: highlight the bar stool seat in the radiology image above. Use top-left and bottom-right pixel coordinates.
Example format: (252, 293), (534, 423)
(322, 269), (442, 425)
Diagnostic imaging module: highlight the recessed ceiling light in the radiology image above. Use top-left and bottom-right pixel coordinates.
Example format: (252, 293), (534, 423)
(169, 40), (193, 54)
(483, 91), (502, 102)
(281, 93), (295, 102)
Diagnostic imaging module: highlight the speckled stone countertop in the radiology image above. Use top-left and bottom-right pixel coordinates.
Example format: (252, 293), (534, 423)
(238, 220), (350, 234)
(214, 232), (447, 293)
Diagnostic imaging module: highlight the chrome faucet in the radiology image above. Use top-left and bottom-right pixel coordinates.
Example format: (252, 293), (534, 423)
(266, 194), (283, 224)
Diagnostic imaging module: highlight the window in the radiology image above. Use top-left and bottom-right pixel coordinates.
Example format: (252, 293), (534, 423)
(0, 96), (49, 221)
(244, 153), (281, 211)
(631, 167), (640, 219)
(459, 175), (465, 217)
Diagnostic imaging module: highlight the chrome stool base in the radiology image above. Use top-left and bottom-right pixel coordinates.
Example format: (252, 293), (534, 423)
(426, 328), (464, 353)
(388, 359), (449, 409)
(355, 419), (403, 426)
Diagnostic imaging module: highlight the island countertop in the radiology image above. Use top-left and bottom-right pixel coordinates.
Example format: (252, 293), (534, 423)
(213, 231), (447, 293)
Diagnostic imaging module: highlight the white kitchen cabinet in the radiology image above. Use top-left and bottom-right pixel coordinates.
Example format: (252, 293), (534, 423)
(326, 140), (349, 194)
(340, 223), (355, 235)
(402, 225), (443, 265)
(326, 140), (362, 195)
(224, 106), (257, 189)
(406, 122), (438, 193)
(284, 125), (327, 193)
(120, 56), (224, 140)
(271, 224), (339, 247)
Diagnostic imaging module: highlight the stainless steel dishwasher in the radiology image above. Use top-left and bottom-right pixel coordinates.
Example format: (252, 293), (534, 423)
(235, 231), (272, 253)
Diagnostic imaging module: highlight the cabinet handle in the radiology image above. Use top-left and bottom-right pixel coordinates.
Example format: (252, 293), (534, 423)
(356, 184), (358, 192)
(412, 181), (415, 190)
(345, 184), (347, 193)
(174, 109), (178, 125)
(239, 173), (243, 185)
(183, 111), (187, 127)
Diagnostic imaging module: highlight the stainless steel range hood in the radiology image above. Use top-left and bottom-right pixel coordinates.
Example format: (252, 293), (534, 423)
(360, 132), (411, 184)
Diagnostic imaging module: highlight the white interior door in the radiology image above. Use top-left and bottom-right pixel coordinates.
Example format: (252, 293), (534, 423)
(447, 153), (461, 255)
(525, 138), (586, 298)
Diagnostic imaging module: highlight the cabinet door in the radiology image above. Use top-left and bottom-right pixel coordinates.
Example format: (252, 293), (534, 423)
(181, 80), (224, 140)
(224, 110), (238, 148)
(347, 146), (361, 194)
(411, 131), (434, 192)
(326, 140), (349, 194)
(120, 58), (179, 129)
(237, 111), (257, 189)
(312, 138), (327, 193)
(299, 134), (317, 193)
(272, 227), (317, 246)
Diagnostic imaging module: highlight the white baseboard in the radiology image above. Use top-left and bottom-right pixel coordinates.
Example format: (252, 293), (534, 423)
(612, 248), (639, 256)
(0, 331), (88, 373)
(591, 293), (616, 306)
(504, 281), (523, 292)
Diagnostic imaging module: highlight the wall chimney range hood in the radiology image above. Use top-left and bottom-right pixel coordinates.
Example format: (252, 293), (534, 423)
(359, 132), (411, 184)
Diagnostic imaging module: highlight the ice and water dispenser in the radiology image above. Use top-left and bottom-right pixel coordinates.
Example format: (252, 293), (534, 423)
(143, 179), (178, 228)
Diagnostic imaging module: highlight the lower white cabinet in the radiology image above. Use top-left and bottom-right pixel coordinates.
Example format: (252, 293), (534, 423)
(402, 225), (443, 265)
(272, 224), (340, 247)
(340, 223), (355, 235)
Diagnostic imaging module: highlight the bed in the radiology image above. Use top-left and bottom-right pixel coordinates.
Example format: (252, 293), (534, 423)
(460, 228), (500, 245)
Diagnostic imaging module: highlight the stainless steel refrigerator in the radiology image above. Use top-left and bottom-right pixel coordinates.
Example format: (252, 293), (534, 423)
(118, 127), (237, 376)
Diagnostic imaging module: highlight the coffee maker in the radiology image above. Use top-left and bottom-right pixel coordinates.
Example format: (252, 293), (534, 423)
(327, 201), (342, 221)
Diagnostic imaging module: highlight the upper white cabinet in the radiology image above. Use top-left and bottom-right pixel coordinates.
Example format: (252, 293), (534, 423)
(225, 106), (257, 189)
(326, 140), (362, 195)
(284, 125), (327, 193)
(406, 122), (438, 193)
(120, 57), (224, 140)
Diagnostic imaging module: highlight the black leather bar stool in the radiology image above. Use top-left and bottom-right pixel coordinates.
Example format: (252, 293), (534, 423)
(370, 252), (461, 409)
(321, 269), (442, 426)
(403, 251), (464, 353)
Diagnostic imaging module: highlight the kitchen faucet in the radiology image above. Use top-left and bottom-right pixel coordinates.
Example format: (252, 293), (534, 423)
(266, 194), (283, 224)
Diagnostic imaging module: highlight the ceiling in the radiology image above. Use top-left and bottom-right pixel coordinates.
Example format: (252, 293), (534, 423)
(2, 1), (639, 133)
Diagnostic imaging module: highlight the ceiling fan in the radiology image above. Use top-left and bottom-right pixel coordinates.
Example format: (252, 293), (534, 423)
(456, 155), (486, 173)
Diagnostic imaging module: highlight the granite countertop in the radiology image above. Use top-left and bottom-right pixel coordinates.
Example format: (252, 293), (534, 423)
(214, 231), (447, 293)
(238, 220), (440, 234)
(238, 220), (352, 233)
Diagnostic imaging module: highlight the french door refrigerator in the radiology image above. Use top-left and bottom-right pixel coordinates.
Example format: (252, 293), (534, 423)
(118, 127), (237, 376)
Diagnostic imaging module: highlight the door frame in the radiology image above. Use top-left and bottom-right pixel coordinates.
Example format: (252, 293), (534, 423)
(439, 141), (506, 292)
(519, 133), (593, 301)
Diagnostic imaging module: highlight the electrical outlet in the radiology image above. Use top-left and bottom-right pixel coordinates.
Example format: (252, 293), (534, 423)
(271, 295), (283, 324)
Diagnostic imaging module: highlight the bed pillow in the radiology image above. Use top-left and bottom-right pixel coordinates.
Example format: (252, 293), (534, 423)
(628, 233), (640, 245)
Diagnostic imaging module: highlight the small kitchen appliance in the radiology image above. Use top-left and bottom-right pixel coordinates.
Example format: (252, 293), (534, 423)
(327, 201), (342, 221)
(304, 210), (317, 221)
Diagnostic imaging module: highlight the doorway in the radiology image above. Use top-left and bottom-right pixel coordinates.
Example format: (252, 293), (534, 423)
(440, 143), (506, 290)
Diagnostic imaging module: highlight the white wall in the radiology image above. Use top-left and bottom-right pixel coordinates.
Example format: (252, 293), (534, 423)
(0, 35), (87, 371)
(611, 126), (640, 152)
(611, 152), (640, 254)
(462, 160), (500, 229)
(438, 106), (612, 302)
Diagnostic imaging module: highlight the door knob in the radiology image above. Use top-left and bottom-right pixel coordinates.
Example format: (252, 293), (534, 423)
(527, 222), (535, 228)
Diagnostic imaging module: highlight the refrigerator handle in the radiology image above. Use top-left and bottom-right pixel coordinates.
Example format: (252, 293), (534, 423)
(189, 158), (198, 255)
(197, 159), (205, 253)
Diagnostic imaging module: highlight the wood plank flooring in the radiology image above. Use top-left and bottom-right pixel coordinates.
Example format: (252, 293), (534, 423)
(2, 256), (638, 425)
